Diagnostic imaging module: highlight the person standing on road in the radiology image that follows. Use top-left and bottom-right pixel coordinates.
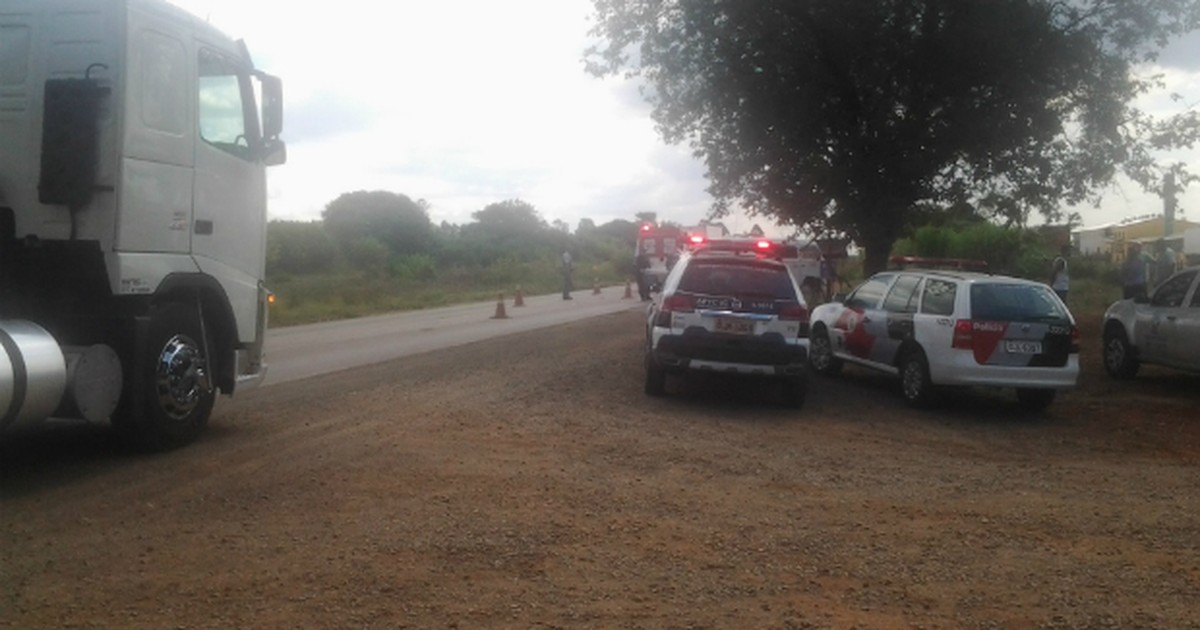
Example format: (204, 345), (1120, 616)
(634, 251), (651, 301)
(1122, 242), (1148, 300)
(561, 249), (574, 300)
(1050, 244), (1070, 303)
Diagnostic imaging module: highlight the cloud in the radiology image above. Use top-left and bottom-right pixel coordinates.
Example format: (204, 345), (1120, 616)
(1157, 32), (1200, 71)
(285, 91), (379, 143)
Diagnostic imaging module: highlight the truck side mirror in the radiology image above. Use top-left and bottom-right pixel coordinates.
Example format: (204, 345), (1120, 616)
(258, 72), (283, 140)
(256, 72), (286, 165)
(39, 78), (108, 207)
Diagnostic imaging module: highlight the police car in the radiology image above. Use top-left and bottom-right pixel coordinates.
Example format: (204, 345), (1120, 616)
(644, 239), (810, 407)
(807, 258), (1079, 409)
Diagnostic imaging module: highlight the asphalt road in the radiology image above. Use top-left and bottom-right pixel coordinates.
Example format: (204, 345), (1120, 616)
(263, 286), (644, 385)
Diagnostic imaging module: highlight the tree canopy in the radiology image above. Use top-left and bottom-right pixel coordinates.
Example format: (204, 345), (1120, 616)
(587, 0), (1200, 272)
(322, 190), (435, 258)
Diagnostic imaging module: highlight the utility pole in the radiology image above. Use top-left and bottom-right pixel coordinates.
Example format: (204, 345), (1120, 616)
(1164, 170), (1177, 237)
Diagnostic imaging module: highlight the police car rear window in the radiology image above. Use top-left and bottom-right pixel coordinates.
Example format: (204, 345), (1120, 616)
(970, 283), (1067, 322)
(678, 260), (795, 300)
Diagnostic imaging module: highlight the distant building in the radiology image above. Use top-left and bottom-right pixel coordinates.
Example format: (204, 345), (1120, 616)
(1072, 215), (1200, 261)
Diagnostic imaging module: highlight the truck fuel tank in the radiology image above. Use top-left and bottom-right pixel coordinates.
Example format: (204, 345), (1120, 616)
(0, 320), (67, 430)
(1, 321), (123, 430)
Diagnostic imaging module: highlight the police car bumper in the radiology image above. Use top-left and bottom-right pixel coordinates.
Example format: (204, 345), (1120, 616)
(929, 353), (1080, 389)
(652, 330), (809, 377)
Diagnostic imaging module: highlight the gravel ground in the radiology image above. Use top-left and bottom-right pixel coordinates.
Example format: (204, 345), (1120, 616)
(2, 308), (1199, 629)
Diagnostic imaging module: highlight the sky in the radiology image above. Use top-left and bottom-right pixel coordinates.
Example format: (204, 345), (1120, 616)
(170, 1), (1200, 236)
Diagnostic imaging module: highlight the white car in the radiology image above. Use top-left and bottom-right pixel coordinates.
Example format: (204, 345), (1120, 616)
(644, 239), (811, 407)
(1102, 266), (1200, 378)
(808, 266), (1079, 409)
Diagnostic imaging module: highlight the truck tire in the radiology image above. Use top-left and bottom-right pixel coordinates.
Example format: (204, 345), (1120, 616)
(114, 302), (215, 451)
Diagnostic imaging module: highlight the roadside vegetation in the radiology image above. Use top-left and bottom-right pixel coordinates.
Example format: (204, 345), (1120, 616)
(266, 193), (637, 326)
(267, 196), (1124, 329)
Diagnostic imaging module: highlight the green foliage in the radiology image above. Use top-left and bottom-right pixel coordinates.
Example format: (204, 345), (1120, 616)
(322, 190), (435, 258)
(265, 199), (641, 326)
(587, 0), (1200, 273)
(389, 254), (436, 281)
(266, 220), (338, 275)
(346, 237), (389, 272)
(893, 223), (1042, 276)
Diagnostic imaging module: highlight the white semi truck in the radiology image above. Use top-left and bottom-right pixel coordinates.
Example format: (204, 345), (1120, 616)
(0, 0), (285, 449)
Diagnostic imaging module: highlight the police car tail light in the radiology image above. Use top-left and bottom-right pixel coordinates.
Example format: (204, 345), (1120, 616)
(780, 303), (810, 337)
(952, 319), (974, 349)
(1070, 325), (1080, 354)
(779, 304), (809, 322)
(656, 294), (694, 326)
(662, 294), (695, 313)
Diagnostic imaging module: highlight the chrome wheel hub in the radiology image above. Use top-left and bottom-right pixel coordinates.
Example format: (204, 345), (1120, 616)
(156, 334), (212, 421)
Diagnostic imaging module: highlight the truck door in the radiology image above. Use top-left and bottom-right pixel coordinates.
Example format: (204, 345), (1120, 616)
(190, 46), (266, 290)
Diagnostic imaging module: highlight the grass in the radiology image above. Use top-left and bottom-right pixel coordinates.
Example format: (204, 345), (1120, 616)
(266, 259), (633, 327)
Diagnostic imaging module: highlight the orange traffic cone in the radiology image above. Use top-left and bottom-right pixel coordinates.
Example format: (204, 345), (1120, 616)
(623, 280), (633, 300)
(491, 293), (508, 319)
(513, 285), (525, 307)
(593, 278), (601, 295)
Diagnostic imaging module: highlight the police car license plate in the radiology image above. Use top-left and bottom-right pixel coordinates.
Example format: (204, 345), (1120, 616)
(715, 317), (754, 335)
(1005, 340), (1042, 354)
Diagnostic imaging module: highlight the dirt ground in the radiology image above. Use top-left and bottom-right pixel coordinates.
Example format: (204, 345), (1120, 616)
(2, 309), (1199, 629)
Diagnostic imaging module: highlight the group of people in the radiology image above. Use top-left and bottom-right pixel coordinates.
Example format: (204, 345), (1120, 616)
(1120, 240), (1180, 300)
(1049, 239), (1182, 306)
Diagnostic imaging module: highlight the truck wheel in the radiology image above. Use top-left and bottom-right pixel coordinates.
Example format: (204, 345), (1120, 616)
(114, 302), (215, 451)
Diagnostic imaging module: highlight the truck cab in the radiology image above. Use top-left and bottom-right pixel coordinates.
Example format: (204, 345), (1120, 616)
(0, 0), (285, 449)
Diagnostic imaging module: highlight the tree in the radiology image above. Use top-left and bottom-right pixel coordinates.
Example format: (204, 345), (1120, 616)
(470, 199), (548, 237)
(587, 1), (1200, 273)
(266, 220), (338, 275)
(322, 190), (435, 257)
(458, 199), (559, 265)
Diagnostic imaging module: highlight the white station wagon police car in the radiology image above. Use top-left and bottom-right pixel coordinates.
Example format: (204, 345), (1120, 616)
(808, 259), (1079, 409)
